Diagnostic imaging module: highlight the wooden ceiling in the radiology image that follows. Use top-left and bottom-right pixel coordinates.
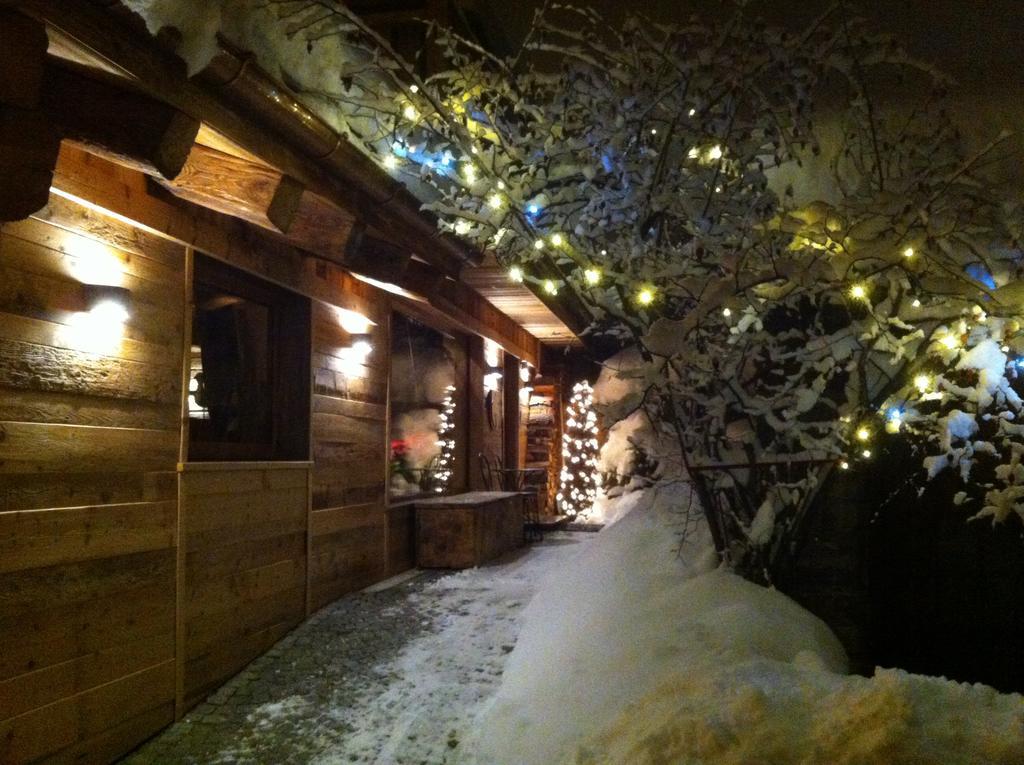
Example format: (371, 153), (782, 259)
(461, 253), (579, 345)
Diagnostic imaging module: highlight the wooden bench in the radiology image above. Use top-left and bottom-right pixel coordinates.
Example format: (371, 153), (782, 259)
(414, 491), (524, 568)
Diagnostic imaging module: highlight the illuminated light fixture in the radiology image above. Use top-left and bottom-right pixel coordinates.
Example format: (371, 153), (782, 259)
(485, 365), (503, 378)
(722, 307), (732, 318)
(584, 268), (601, 286)
(903, 246), (915, 258)
(350, 333), (373, 357)
(637, 287), (655, 306)
(383, 154), (398, 170)
(914, 374), (930, 393)
(849, 284), (867, 300)
(534, 239), (545, 250)
(488, 194), (503, 209)
(83, 284), (131, 322)
(551, 233), (564, 246)
(402, 104), (418, 121)
(520, 361), (532, 383)
(508, 266), (524, 283)
(543, 279), (558, 295)
(856, 426), (870, 442)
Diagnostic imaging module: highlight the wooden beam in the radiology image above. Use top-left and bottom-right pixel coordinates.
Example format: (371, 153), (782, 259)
(0, 9), (49, 109)
(0, 11), (59, 222)
(343, 226), (412, 284)
(38, 57), (200, 180)
(160, 142), (304, 233)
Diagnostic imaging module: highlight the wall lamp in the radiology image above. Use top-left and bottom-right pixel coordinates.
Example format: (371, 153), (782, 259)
(82, 284), (131, 322)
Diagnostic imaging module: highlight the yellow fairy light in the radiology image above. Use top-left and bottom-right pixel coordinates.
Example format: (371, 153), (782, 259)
(708, 144), (723, 160)
(508, 266), (524, 283)
(856, 426), (870, 442)
(650, 128), (658, 135)
(383, 155), (398, 170)
(454, 220), (471, 235)
(688, 108), (696, 117)
(543, 279), (558, 295)
(722, 307), (732, 317)
(497, 180), (506, 190)
(840, 460), (850, 470)
(534, 239), (545, 250)
(940, 334), (960, 350)
(850, 284), (867, 300)
(551, 233), (564, 247)
(402, 104), (419, 121)
(637, 287), (655, 306)
(914, 374), (930, 393)
(862, 449), (872, 459)
(912, 298), (922, 308)
(463, 164), (477, 182)
(488, 194), (503, 210)
(903, 246), (915, 258)
(584, 268), (601, 286)
(409, 84), (419, 94)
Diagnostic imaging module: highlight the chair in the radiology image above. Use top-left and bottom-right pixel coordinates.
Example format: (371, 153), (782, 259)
(477, 453), (543, 542)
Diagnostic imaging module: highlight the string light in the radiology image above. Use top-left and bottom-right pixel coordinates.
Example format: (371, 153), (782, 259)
(912, 298), (922, 308)
(840, 460), (850, 470)
(497, 180), (506, 190)
(383, 155), (398, 170)
(903, 246), (915, 258)
(559, 381), (599, 520)
(708, 144), (723, 160)
(584, 268), (601, 286)
(885, 408), (903, 433)
(432, 386), (458, 493)
(402, 104), (418, 121)
(940, 333), (960, 350)
(463, 164), (477, 182)
(856, 426), (870, 442)
(722, 307), (732, 317)
(543, 279), (558, 295)
(488, 193), (503, 209)
(914, 374), (930, 393)
(454, 220), (471, 235)
(409, 84), (419, 94)
(534, 239), (545, 250)
(862, 449), (872, 459)
(551, 233), (564, 246)
(527, 203), (540, 215)
(637, 287), (655, 306)
(508, 266), (524, 283)
(850, 284), (867, 300)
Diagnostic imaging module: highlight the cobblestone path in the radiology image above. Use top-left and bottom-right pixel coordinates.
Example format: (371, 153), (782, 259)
(122, 533), (590, 765)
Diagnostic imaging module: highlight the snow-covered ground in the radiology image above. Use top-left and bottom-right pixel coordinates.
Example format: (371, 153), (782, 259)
(464, 483), (1024, 764)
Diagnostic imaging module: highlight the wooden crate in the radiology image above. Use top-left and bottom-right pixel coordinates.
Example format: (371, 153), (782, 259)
(414, 491), (524, 568)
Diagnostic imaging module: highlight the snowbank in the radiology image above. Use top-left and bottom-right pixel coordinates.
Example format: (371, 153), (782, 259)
(466, 485), (1024, 764)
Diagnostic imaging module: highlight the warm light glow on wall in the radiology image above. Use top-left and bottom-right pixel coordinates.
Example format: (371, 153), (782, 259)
(65, 234), (125, 288)
(333, 306), (376, 334)
(58, 298), (129, 355)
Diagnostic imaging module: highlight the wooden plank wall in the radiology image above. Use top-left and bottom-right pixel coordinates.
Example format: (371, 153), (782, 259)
(178, 464), (309, 711)
(0, 196), (185, 763)
(309, 296), (393, 611)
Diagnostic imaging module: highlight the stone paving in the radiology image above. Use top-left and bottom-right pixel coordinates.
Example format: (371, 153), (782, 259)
(121, 533), (591, 765)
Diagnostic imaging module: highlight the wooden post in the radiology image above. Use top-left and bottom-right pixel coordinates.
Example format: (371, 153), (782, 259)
(503, 353), (521, 472)
(0, 10), (60, 221)
(466, 335), (486, 491)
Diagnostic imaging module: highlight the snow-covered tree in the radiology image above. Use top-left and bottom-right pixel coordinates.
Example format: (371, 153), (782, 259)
(255, 0), (1022, 580)
(558, 381), (600, 519)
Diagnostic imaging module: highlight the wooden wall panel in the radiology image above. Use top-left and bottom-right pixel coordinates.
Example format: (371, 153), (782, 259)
(308, 295), (393, 609)
(0, 198), (183, 763)
(179, 464), (309, 711)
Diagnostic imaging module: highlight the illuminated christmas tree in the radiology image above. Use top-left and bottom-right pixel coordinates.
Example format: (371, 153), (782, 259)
(432, 385), (457, 493)
(558, 381), (600, 519)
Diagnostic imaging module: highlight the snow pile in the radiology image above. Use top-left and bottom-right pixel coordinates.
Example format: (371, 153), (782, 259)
(466, 486), (1024, 765)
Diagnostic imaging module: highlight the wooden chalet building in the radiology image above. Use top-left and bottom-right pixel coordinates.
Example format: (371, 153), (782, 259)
(0, 2), (590, 761)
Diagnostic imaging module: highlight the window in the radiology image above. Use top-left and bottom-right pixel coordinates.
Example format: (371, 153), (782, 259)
(388, 313), (467, 498)
(188, 254), (310, 461)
